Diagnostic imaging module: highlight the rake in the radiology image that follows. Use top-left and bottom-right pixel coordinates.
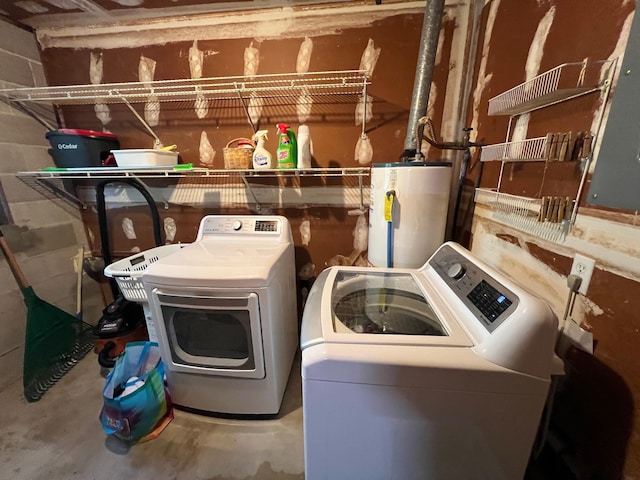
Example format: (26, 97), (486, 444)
(0, 229), (94, 402)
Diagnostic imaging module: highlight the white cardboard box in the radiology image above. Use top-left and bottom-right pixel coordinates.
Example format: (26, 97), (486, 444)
(112, 149), (179, 167)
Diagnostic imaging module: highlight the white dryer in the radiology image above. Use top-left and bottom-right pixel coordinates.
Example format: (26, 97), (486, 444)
(143, 215), (298, 415)
(301, 242), (563, 480)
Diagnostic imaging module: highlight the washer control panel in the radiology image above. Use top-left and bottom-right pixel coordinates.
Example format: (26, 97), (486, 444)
(429, 244), (518, 332)
(196, 215), (287, 240)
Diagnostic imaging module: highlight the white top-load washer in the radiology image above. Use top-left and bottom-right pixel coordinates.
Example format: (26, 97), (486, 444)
(143, 215), (298, 415)
(301, 241), (563, 480)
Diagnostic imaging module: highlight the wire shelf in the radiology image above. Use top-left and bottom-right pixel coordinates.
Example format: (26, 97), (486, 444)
(480, 136), (548, 162)
(488, 60), (613, 116)
(474, 188), (569, 242)
(17, 167), (371, 212)
(17, 166), (369, 180)
(2, 69), (373, 159)
(0, 70), (370, 105)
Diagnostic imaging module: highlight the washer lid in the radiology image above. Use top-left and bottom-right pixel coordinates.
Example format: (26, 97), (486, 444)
(333, 271), (447, 336)
(304, 267), (472, 348)
(143, 240), (291, 288)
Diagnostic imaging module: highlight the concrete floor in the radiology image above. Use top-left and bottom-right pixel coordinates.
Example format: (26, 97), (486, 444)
(0, 352), (304, 480)
(0, 348), (567, 480)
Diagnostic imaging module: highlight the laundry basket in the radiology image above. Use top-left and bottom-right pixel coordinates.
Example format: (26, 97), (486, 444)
(104, 244), (188, 342)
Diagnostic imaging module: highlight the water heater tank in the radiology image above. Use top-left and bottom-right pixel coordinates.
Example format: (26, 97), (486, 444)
(368, 162), (452, 268)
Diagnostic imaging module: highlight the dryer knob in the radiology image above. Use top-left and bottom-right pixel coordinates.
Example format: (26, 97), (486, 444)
(232, 220), (243, 231)
(447, 263), (466, 280)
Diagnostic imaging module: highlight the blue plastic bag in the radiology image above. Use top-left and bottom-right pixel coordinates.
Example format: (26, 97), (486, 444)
(100, 341), (169, 442)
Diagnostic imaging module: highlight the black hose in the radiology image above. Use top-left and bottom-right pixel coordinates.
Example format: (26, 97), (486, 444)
(96, 178), (163, 297)
(451, 147), (471, 242)
(98, 341), (117, 369)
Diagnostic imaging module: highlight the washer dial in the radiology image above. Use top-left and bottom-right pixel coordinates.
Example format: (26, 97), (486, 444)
(447, 263), (466, 280)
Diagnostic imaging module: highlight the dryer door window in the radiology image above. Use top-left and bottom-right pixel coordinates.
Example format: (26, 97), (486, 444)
(170, 309), (252, 363)
(332, 272), (447, 336)
(153, 291), (265, 379)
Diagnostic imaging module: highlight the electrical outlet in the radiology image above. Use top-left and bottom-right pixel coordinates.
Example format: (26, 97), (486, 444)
(569, 253), (596, 295)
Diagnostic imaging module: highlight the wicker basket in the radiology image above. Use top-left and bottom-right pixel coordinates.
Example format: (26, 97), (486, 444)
(223, 137), (255, 169)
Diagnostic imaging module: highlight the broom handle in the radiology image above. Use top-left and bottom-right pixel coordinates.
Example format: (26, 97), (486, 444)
(0, 231), (30, 289)
(76, 246), (83, 316)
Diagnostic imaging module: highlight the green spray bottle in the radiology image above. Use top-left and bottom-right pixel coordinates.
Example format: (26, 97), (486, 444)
(276, 123), (297, 169)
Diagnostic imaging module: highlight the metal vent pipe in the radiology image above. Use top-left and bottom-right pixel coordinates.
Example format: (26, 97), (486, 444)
(402, 0), (446, 159)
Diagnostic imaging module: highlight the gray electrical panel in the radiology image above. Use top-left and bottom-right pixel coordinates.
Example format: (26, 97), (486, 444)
(588, 10), (640, 211)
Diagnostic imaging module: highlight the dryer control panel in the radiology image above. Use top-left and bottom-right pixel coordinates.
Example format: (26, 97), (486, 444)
(196, 215), (292, 242)
(428, 244), (519, 332)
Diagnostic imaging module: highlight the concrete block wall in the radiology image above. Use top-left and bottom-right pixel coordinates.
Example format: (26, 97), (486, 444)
(0, 19), (103, 393)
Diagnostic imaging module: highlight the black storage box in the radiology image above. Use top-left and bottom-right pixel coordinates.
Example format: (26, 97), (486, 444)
(46, 129), (120, 168)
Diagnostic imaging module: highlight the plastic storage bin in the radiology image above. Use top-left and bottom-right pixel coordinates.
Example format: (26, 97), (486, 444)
(45, 128), (120, 168)
(104, 244), (188, 342)
(112, 149), (179, 167)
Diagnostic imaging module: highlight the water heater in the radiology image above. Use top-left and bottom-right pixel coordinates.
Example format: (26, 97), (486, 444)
(368, 162), (452, 268)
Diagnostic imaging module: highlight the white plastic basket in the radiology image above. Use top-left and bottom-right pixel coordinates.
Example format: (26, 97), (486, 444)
(111, 149), (179, 167)
(104, 244), (188, 302)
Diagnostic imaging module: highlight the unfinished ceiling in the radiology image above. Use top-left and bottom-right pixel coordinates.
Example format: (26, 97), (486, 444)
(2, 0), (394, 29)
